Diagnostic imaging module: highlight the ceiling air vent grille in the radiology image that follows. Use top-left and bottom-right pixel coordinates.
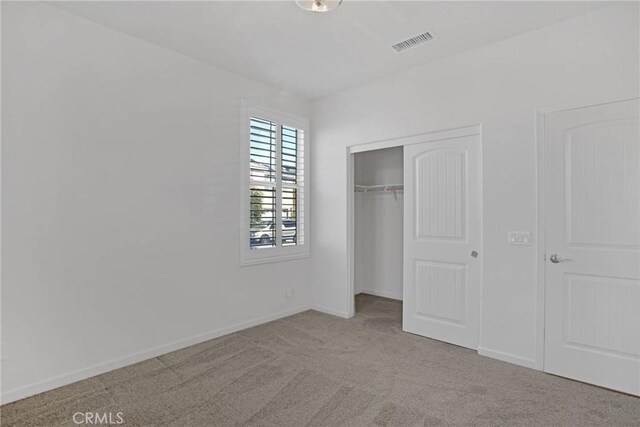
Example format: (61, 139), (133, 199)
(392, 31), (434, 53)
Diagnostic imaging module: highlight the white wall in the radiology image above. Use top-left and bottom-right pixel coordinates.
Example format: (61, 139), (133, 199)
(354, 147), (403, 300)
(1, 2), (310, 403)
(311, 4), (640, 367)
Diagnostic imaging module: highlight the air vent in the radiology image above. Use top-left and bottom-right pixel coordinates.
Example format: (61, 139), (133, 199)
(392, 31), (434, 53)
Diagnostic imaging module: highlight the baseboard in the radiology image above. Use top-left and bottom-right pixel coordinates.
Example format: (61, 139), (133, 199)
(310, 305), (351, 319)
(477, 346), (538, 370)
(1, 305), (310, 405)
(357, 288), (403, 301)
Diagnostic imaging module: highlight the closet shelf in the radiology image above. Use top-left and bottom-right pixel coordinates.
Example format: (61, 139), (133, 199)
(354, 184), (404, 193)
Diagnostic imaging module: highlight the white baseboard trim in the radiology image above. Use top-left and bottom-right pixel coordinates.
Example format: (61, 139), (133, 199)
(310, 305), (351, 319)
(478, 346), (538, 370)
(357, 289), (403, 301)
(1, 305), (310, 405)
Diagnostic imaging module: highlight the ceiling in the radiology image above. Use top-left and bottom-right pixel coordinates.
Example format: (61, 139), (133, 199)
(52, 1), (609, 99)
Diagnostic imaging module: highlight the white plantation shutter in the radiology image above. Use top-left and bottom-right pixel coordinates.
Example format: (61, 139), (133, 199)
(249, 117), (277, 249)
(281, 125), (304, 247)
(242, 105), (308, 265)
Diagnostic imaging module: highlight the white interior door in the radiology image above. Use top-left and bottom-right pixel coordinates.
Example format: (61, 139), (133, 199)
(403, 134), (481, 349)
(544, 98), (640, 395)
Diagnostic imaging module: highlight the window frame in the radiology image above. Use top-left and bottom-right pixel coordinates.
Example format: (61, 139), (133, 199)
(240, 103), (309, 266)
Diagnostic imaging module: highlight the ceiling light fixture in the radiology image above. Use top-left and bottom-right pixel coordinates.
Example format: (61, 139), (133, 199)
(295, 0), (342, 13)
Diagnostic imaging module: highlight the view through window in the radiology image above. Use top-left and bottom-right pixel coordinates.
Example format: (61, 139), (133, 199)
(248, 116), (305, 251)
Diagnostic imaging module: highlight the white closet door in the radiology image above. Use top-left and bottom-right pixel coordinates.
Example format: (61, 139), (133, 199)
(544, 98), (640, 395)
(403, 135), (481, 349)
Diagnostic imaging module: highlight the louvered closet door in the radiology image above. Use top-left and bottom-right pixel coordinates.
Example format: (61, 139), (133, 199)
(403, 135), (481, 349)
(544, 98), (640, 395)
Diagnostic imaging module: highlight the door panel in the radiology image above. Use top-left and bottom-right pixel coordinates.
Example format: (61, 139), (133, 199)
(415, 260), (466, 325)
(415, 150), (466, 240)
(404, 135), (480, 349)
(566, 121), (639, 247)
(564, 274), (640, 358)
(545, 98), (640, 395)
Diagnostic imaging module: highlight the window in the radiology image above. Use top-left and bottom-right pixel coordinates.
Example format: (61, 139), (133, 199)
(241, 104), (308, 265)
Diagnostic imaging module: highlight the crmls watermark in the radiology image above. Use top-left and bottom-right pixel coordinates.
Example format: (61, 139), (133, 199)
(72, 412), (124, 425)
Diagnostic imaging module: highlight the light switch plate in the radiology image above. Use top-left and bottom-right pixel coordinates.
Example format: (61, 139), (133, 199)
(508, 231), (531, 246)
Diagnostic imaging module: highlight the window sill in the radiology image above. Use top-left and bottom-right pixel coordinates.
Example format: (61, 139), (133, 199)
(240, 247), (309, 266)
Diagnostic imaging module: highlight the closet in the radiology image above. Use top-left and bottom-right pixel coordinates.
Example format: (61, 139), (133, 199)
(354, 147), (404, 303)
(350, 127), (481, 350)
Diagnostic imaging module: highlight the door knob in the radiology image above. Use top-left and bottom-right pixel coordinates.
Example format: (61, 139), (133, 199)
(549, 254), (568, 263)
(471, 251), (479, 258)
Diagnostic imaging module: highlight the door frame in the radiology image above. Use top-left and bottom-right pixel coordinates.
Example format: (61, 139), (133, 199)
(534, 92), (639, 371)
(346, 124), (482, 318)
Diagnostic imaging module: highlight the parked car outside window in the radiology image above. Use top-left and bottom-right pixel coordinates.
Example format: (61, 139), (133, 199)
(250, 220), (297, 247)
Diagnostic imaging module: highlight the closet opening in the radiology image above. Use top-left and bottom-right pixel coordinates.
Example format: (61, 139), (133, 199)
(352, 146), (404, 331)
(347, 125), (481, 348)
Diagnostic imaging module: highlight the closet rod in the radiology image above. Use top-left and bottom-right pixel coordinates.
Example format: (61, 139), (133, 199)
(354, 184), (404, 193)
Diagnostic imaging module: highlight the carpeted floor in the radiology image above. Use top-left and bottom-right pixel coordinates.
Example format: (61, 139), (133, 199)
(2, 294), (639, 426)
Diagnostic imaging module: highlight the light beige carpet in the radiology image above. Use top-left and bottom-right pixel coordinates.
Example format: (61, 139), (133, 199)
(2, 294), (639, 426)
